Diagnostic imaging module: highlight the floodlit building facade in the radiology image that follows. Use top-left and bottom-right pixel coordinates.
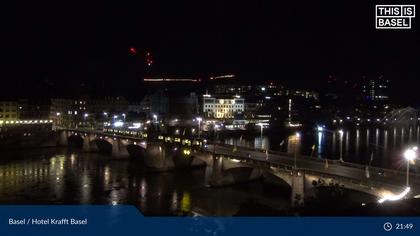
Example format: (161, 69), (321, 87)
(202, 94), (244, 119)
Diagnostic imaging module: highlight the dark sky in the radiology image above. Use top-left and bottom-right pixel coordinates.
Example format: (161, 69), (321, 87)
(1, 1), (418, 101)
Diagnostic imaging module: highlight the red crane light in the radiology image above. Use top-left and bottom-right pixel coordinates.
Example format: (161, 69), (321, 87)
(129, 47), (137, 55)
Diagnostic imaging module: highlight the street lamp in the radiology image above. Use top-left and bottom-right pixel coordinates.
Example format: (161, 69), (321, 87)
(404, 147), (417, 186)
(294, 132), (301, 169)
(152, 114), (158, 131)
(256, 123), (266, 150)
(338, 129), (344, 162)
(213, 124), (220, 154)
(196, 117), (202, 138)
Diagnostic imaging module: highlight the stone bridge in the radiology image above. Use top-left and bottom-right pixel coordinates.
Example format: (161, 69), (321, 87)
(191, 146), (419, 207)
(57, 129), (206, 171)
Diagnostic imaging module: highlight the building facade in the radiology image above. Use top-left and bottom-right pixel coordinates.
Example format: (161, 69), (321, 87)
(202, 94), (244, 119)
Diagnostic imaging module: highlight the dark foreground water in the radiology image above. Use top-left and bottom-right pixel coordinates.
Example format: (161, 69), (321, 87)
(0, 148), (375, 216)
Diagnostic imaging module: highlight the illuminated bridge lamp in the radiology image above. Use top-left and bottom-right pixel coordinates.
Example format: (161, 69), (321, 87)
(317, 126), (324, 132)
(404, 147), (417, 187)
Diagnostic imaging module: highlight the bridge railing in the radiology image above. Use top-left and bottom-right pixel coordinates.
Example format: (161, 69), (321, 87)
(62, 128), (147, 141)
(213, 142), (342, 164)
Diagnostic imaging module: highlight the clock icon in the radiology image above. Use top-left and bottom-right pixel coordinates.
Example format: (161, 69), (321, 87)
(384, 222), (393, 231)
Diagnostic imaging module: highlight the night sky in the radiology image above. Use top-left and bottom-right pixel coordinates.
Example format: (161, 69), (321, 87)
(1, 1), (418, 102)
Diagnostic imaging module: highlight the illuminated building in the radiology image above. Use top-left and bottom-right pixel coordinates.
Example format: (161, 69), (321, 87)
(49, 97), (129, 128)
(49, 99), (82, 128)
(362, 77), (390, 101)
(202, 94), (244, 119)
(0, 101), (18, 121)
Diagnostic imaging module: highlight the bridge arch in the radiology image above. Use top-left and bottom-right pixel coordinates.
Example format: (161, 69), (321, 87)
(94, 138), (113, 154)
(126, 144), (146, 158)
(68, 134), (84, 148)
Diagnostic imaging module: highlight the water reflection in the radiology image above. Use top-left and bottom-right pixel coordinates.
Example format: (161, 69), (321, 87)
(0, 150), (291, 216)
(221, 125), (420, 169)
(393, 128), (397, 147)
(317, 131), (323, 157)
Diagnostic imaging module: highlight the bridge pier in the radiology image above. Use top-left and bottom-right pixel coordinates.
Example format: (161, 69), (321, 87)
(111, 138), (130, 158)
(82, 134), (98, 152)
(144, 143), (175, 170)
(203, 155), (263, 187)
(57, 130), (69, 146)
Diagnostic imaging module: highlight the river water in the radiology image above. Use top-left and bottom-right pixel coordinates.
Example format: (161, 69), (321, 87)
(0, 148), (297, 216)
(223, 126), (420, 171)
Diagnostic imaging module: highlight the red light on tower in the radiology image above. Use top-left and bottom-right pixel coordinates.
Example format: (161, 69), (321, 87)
(129, 47), (137, 55)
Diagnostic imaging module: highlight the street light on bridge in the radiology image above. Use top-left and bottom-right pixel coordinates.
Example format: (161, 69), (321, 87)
(256, 123), (266, 150)
(196, 117), (202, 138)
(294, 131), (301, 169)
(404, 146), (417, 187)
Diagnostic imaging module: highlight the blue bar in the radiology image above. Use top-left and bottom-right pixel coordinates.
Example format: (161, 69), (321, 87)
(0, 205), (419, 236)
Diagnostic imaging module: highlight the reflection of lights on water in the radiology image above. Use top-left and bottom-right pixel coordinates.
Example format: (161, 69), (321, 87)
(409, 127), (413, 141)
(180, 192), (191, 213)
(140, 178), (147, 198)
(317, 131), (323, 155)
(171, 191), (178, 212)
(111, 201), (118, 205)
(104, 166), (111, 185)
(355, 129), (360, 149)
(401, 128), (405, 143)
(366, 129), (370, 148)
(378, 187), (410, 203)
(70, 154), (76, 165)
(81, 172), (91, 204)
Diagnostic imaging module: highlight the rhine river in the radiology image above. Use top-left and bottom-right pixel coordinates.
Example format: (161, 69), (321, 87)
(1, 126), (418, 216)
(223, 126), (420, 170)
